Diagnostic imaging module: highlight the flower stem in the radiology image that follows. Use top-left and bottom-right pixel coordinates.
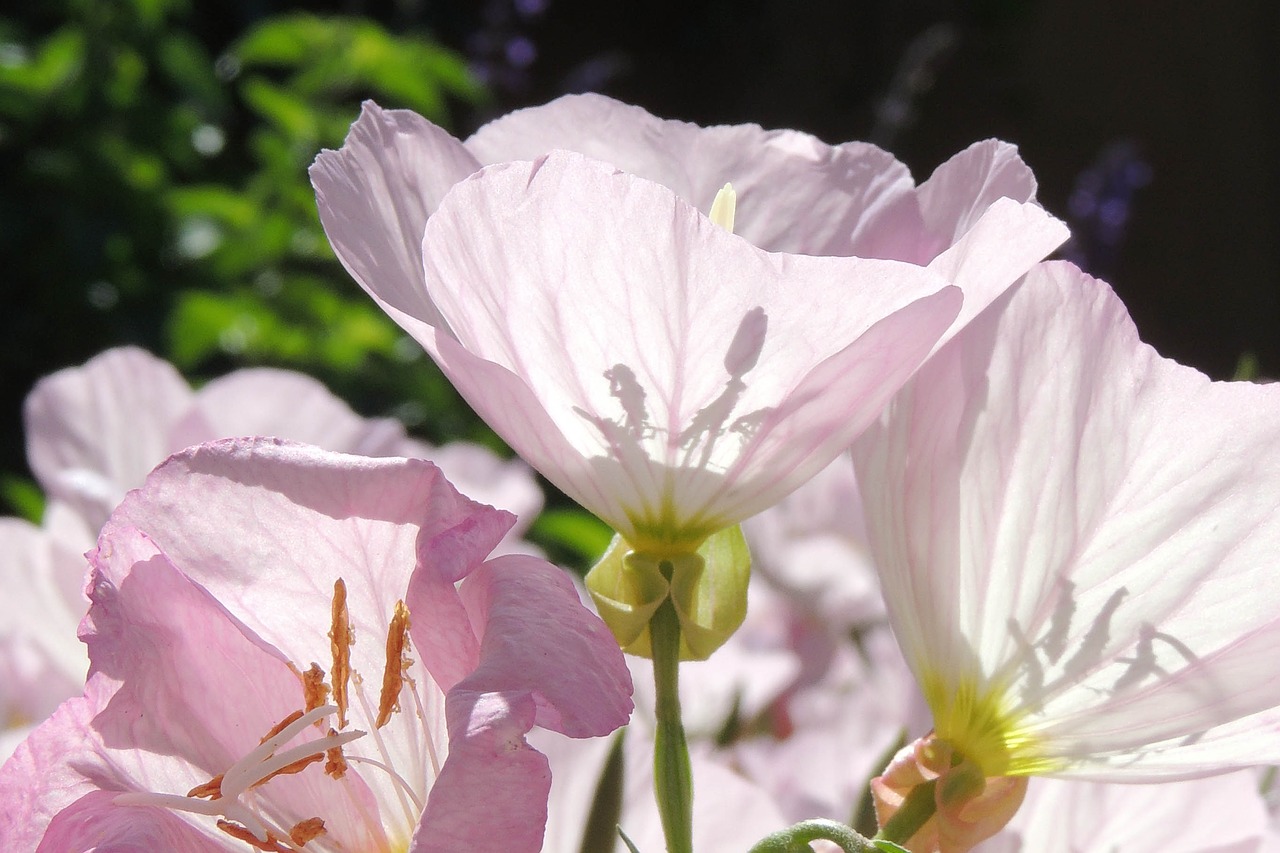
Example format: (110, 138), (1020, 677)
(874, 778), (937, 846)
(652, 560), (693, 853)
(746, 819), (878, 852)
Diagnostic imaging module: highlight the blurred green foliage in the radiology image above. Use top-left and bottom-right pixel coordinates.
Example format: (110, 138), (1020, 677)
(1, 0), (485, 446)
(0, 0), (608, 567)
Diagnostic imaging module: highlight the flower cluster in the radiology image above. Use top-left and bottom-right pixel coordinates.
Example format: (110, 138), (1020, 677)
(5, 93), (1280, 853)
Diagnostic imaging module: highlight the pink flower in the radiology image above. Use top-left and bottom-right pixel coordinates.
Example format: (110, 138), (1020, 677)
(311, 96), (1066, 555)
(0, 438), (631, 851)
(25, 346), (542, 542)
(743, 457), (885, 631)
(981, 772), (1280, 851)
(853, 260), (1280, 835)
(2, 348), (544, 753)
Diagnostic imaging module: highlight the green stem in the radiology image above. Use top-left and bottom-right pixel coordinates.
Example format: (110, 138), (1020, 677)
(874, 778), (937, 846)
(746, 819), (877, 852)
(651, 561), (693, 853)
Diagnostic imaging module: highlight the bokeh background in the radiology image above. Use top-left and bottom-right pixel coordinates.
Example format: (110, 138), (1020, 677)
(3, 0), (1277, 557)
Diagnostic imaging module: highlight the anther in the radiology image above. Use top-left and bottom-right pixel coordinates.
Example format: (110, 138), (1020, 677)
(377, 600), (412, 729)
(289, 817), (327, 846)
(329, 579), (353, 729)
(302, 662), (331, 717)
(217, 819), (290, 852)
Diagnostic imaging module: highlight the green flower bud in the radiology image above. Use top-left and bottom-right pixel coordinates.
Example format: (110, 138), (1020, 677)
(585, 524), (751, 660)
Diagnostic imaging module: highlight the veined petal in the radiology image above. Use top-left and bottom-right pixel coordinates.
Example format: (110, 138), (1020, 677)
(417, 150), (962, 545)
(447, 556), (633, 737)
(986, 772), (1276, 851)
(40, 790), (227, 853)
(916, 140), (1040, 253)
(855, 260), (1280, 778)
(85, 527), (387, 850)
(464, 92), (917, 256)
(923, 197), (1069, 357)
(852, 138), (1039, 264)
(310, 100), (481, 330)
(411, 701), (550, 853)
(105, 437), (515, 682)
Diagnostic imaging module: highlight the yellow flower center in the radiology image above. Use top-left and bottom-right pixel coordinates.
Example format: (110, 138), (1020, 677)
(920, 672), (1063, 777)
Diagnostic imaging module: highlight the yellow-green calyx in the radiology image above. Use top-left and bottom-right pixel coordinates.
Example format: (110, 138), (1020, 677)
(585, 525), (751, 661)
(920, 673), (1062, 778)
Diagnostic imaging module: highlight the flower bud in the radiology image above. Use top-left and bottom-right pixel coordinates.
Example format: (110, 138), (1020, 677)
(585, 525), (751, 660)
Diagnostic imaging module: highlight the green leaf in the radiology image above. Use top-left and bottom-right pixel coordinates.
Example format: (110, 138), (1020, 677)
(240, 77), (317, 139)
(0, 476), (44, 522)
(529, 509), (614, 567)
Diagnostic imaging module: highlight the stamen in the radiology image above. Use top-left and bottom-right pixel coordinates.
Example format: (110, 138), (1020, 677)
(117, 705), (356, 852)
(289, 817), (327, 846)
(262, 710), (307, 743)
(709, 182), (737, 234)
(222, 705), (341, 799)
(302, 663), (331, 717)
(353, 675), (417, 827)
(346, 755), (425, 813)
(217, 819), (291, 852)
(240, 728), (364, 797)
(187, 774), (224, 800)
(329, 579), (353, 729)
(324, 727), (349, 779)
(407, 674), (442, 779)
(377, 600), (412, 728)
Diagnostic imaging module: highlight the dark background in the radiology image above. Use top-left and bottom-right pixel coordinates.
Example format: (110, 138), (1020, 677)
(3, 0), (1278, 497)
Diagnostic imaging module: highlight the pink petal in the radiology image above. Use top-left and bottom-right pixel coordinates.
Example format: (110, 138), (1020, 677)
(84, 527), (307, 773)
(0, 518), (87, 736)
(410, 439), (545, 544)
(452, 556), (633, 737)
(988, 772), (1275, 851)
(0, 694), (100, 851)
(172, 367), (410, 457)
(464, 92), (918, 256)
(105, 437), (514, 686)
(85, 525), (386, 849)
(412, 694), (550, 853)
(916, 140), (1040, 253)
(310, 100), (481, 330)
(855, 260), (1280, 776)
(24, 347), (193, 529)
(416, 150), (964, 539)
(39, 790), (226, 853)
(924, 196), (1069, 356)
(850, 139), (1039, 265)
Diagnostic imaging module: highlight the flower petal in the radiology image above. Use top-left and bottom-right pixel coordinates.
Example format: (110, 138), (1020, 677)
(989, 771), (1276, 851)
(172, 367), (410, 457)
(105, 437), (514, 684)
(413, 555), (633, 737)
(0, 518), (87, 737)
(855, 260), (1280, 776)
(415, 150), (963, 539)
(464, 92), (918, 256)
(39, 790), (225, 853)
(412, 694), (550, 853)
(310, 100), (481, 330)
(24, 347), (193, 529)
